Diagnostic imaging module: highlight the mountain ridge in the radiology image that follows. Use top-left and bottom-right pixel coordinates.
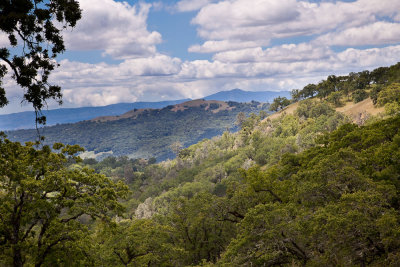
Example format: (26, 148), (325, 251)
(7, 100), (270, 160)
(0, 89), (289, 131)
(204, 88), (290, 102)
(0, 99), (191, 131)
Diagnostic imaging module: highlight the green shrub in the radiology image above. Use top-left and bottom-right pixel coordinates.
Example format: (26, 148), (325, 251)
(352, 89), (368, 103)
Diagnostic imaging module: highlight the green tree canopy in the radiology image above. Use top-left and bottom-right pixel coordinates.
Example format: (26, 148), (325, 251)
(376, 83), (400, 107)
(269, 96), (291, 112)
(0, 136), (128, 266)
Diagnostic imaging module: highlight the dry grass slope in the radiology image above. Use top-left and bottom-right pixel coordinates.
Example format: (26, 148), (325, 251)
(264, 98), (384, 123)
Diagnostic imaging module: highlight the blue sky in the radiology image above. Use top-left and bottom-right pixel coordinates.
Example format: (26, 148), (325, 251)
(2, 0), (400, 114)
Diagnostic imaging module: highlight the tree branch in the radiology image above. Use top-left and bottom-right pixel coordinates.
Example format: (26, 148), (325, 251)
(60, 212), (85, 223)
(255, 188), (283, 203)
(227, 210), (245, 219)
(114, 249), (127, 266)
(0, 54), (21, 81)
(35, 236), (73, 267)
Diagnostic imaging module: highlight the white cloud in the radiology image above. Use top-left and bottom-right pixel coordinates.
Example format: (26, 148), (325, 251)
(315, 22), (400, 46)
(189, 40), (267, 53)
(50, 54), (183, 106)
(213, 43), (333, 63)
(336, 46), (400, 69)
(0, 33), (10, 47)
(119, 55), (182, 76)
(190, 0), (400, 53)
(3, 0), (400, 114)
(45, 43), (400, 108)
(63, 0), (162, 59)
(175, 0), (217, 12)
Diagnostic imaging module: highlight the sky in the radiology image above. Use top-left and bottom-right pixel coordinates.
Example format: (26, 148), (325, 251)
(2, 0), (400, 114)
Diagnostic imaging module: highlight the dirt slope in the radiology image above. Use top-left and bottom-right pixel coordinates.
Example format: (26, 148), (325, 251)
(264, 98), (384, 122)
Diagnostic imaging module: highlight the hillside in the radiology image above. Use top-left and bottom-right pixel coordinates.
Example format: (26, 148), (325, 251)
(336, 98), (385, 118)
(73, 63), (400, 266)
(75, 94), (400, 266)
(0, 89), (289, 131)
(0, 99), (190, 131)
(204, 88), (290, 102)
(7, 100), (270, 160)
(267, 97), (385, 122)
(91, 100), (235, 123)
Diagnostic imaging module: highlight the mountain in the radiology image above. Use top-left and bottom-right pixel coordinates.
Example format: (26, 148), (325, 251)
(7, 100), (270, 161)
(0, 89), (290, 131)
(0, 99), (190, 131)
(0, 89), (288, 131)
(204, 89), (290, 103)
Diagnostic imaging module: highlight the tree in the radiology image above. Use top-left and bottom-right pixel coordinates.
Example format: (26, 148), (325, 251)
(370, 85), (383, 105)
(170, 141), (183, 156)
(301, 84), (317, 98)
(290, 89), (302, 102)
(376, 83), (400, 107)
(327, 91), (343, 107)
(0, 135), (128, 267)
(259, 110), (268, 120)
(164, 193), (235, 265)
(269, 97), (290, 112)
(316, 79), (335, 99)
(235, 112), (246, 128)
(0, 0), (81, 124)
(352, 89), (368, 103)
(94, 219), (183, 266)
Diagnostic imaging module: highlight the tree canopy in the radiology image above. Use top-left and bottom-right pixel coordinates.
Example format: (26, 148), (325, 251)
(0, 136), (128, 266)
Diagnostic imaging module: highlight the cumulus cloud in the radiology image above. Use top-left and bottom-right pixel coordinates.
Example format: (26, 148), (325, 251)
(45, 42), (400, 108)
(50, 54), (183, 106)
(213, 43), (333, 63)
(63, 0), (161, 59)
(189, 40), (267, 54)
(315, 22), (400, 46)
(3, 0), (400, 114)
(190, 0), (400, 53)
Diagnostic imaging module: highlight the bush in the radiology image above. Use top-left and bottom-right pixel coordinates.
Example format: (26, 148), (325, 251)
(327, 91), (343, 107)
(352, 89), (368, 103)
(384, 102), (400, 116)
(376, 83), (400, 107)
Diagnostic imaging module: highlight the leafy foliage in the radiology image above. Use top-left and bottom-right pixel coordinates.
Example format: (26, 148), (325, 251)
(294, 62), (400, 109)
(0, 136), (128, 266)
(269, 96), (291, 111)
(352, 89), (368, 103)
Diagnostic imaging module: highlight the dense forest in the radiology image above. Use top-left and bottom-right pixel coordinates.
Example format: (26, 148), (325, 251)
(1, 62), (400, 266)
(7, 100), (270, 161)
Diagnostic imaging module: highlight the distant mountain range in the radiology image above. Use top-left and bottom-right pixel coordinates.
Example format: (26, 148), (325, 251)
(7, 100), (271, 161)
(0, 89), (289, 131)
(0, 99), (190, 131)
(204, 89), (290, 103)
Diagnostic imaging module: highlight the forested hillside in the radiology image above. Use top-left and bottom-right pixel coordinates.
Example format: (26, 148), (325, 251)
(2, 63), (400, 266)
(0, 99), (190, 131)
(7, 100), (270, 160)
